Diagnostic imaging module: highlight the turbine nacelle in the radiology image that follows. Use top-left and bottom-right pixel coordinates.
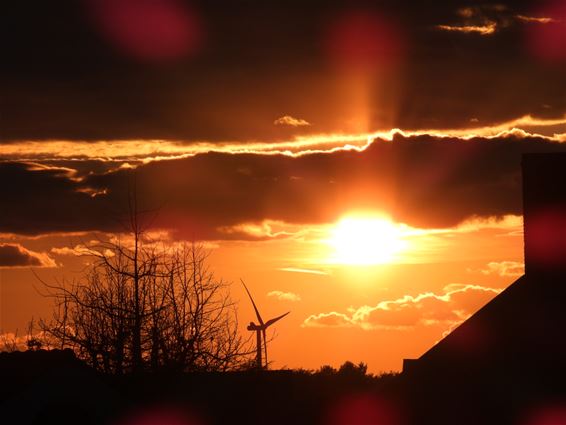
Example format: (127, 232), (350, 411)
(247, 322), (261, 331)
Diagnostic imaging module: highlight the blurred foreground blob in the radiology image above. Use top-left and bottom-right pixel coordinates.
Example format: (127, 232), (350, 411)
(86, 0), (203, 62)
(526, 0), (566, 62)
(324, 393), (402, 425)
(523, 403), (566, 425)
(526, 209), (566, 268)
(114, 405), (203, 425)
(324, 9), (405, 72)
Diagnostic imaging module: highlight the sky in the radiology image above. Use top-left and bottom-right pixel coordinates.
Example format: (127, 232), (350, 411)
(1, 0), (565, 372)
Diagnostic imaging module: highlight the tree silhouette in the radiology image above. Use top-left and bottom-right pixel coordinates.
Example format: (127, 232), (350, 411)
(39, 208), (248, 374)
(338, 361), (368, 378)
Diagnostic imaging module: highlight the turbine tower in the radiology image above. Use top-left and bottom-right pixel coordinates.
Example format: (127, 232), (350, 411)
(241, 280), (289, 370)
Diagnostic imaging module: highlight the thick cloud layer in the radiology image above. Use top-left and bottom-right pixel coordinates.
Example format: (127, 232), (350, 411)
(0, 162), (108, 235)
(1, 132), (565, 238)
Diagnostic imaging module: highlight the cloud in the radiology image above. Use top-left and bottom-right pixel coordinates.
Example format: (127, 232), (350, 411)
(65, 132), (566, 237)
(50, 246), (87, 256)
(0, 243), (56, 268)
(217, 220), (303, 241)
(302, 284), (501, 331)
(0, 332), (27, 351)
(480, 261), (524, 277)
(278, 267), (330, 276)
(515, 15), (558, 24)
(435, 5), (505, 36)
(1, 115), (565, 163)
(0, 330), (51, 351)
(0, 162), (109, 235)
(273, 116), (311, 127)
(303, 312), (354, 328)
(3, 131), (566, 238)
(435, 23), (497, 35)
(50, 244), (116, 258)
(267, 290), (301, 302)
(436, 5), (558, 36)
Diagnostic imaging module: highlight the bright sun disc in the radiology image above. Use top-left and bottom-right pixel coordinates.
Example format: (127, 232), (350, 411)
(328, 216), (408, 265)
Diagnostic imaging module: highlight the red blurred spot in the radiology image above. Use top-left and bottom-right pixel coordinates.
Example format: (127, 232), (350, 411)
(523, 404), (566, 425)
(449, 322), (492, 357)
(526, 0), (566, 62)
(86, 0), (203, 62)
(114, 405), (203, 425)
(325, 393), (402, 425)
(325, 10), (405, 72)
(527, 209), (566, 266)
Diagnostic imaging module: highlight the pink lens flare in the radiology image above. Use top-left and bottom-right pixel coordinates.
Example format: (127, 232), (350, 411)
(324, 10), (406, 72)
(324, 393), (403, 425)
(113, 404), (203, 425)
(526, 209), (566, 267)
(525, 0), (566, 62)
(522, 403), (566, 425)
(86, 0), (203, 62)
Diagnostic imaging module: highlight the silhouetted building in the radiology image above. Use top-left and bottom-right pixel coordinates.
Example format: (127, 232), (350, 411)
(523, 153), (566, 276)
(403, 153), (566, 424)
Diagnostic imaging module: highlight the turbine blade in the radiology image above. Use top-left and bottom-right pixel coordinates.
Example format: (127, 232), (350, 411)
(265, 311), (290, 328)
(241, 279), (264, 325)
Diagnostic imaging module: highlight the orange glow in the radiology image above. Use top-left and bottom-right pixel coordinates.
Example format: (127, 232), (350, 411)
(327, 215), (409, 265)
(1, 212), (525, 372)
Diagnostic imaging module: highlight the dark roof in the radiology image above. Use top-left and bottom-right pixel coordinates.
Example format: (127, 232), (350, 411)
(408, 153), (566, 377)
(417, 273), (566, 372)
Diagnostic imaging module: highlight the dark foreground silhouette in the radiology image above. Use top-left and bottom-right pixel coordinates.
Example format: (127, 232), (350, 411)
(401, 154), (566, 424)
(1, 351), (404, 425)
(1, 348), (565, 425)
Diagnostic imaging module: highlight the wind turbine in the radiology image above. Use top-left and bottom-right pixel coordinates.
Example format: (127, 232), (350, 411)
(241, 279), (290, 370)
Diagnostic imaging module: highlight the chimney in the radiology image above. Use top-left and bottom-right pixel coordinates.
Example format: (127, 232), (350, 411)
(522, 153), (566, 276)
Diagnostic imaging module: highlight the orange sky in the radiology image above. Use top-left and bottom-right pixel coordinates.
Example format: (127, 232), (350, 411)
(0, 155), (528, 373)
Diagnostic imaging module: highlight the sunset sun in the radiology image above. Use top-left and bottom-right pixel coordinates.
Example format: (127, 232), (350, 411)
(328, 215), (408, 265)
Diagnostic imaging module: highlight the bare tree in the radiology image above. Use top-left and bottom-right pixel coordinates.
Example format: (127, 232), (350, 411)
(25, 317), (43, 351)
(39, 222), (249, 374)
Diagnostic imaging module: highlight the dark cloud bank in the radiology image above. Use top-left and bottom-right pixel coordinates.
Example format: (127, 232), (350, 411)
(2, 133), (566, 239)
(0, 243), (53, 268)
(0, 0), (564, 142)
